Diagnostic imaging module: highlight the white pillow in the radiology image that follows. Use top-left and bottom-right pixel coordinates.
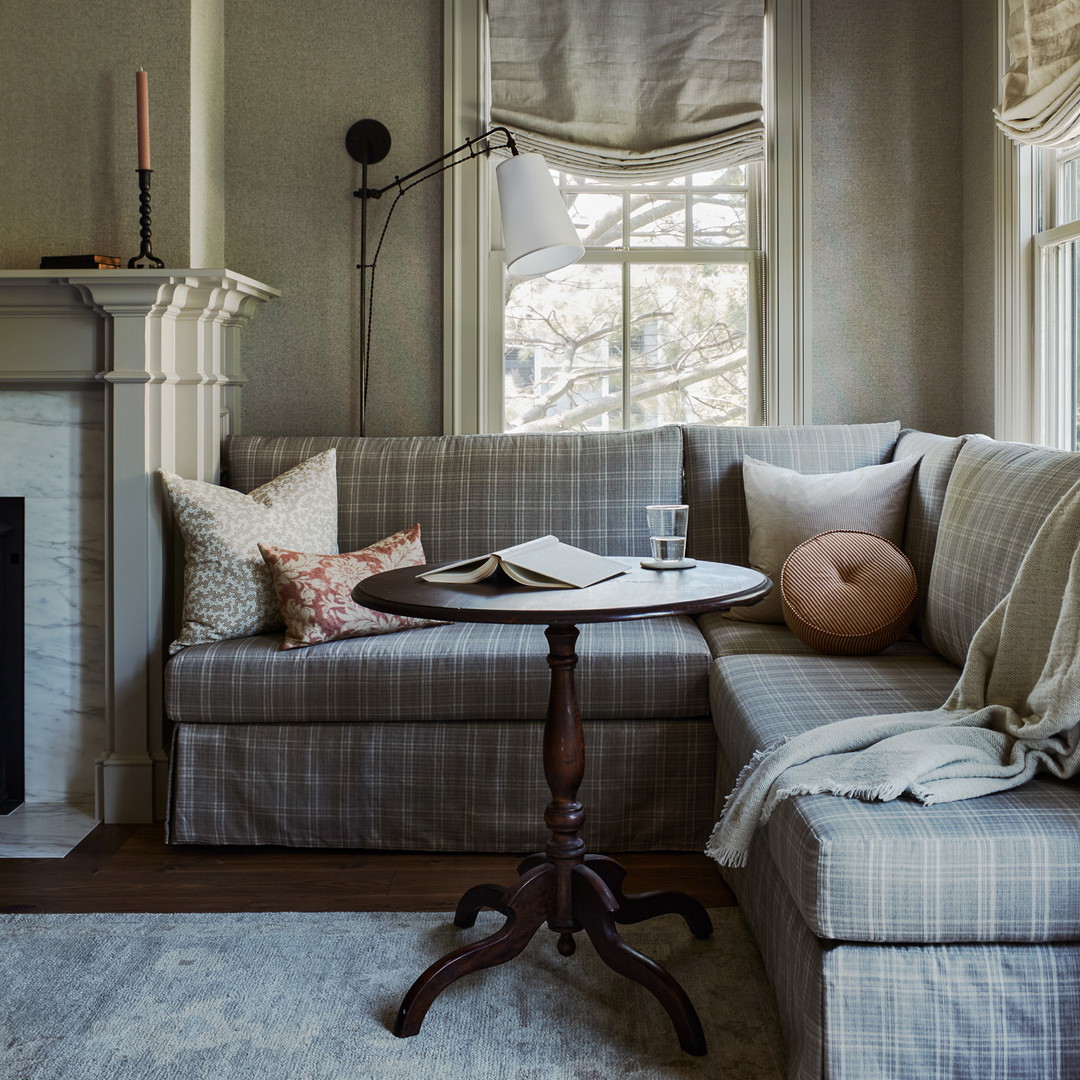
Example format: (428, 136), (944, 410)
(728, 454), (919, 623)
(160, 449), (338, 651)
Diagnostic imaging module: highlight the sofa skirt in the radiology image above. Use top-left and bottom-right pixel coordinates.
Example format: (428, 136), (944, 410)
(167, 717), (718, 851)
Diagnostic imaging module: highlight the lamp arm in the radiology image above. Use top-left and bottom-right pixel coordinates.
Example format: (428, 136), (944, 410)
(353, 127), (518, 200)
(349, 122), (519, 435)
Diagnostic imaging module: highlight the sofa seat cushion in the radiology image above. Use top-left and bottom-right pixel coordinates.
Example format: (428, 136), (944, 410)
(697, 613), (932, 660)
(712, 654), (1080, 943)
(166, 616), (712, 725)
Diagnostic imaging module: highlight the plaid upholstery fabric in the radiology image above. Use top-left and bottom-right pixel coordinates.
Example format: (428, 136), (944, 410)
(823, 941), (1080, 1080)
(712, 653), (1080, 942)
(718, 746), (1080, 1080)
(711, 652), (960, 772)
(167, 717), (718, 850)
(726, 810), (1080, 1080)
(892, 428), (967, 627)
(716, 812), (824, 1080)
(223, 428), (683, 562)
(680, 422), (901, 566)
(696, 613), (931, 659)
(923, 435), (1080, 666)
(165, 617), (712, 724)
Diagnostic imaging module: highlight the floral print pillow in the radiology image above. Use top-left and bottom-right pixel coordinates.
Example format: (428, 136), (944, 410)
(160, 449), (339, 653)
(259, 524), (445, 649)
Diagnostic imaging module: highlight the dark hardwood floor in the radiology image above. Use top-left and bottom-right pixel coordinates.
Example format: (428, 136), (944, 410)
(0, 824), (736, 914)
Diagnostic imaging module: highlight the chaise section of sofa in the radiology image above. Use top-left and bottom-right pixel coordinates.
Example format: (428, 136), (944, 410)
(710, 432), (1080, 1079)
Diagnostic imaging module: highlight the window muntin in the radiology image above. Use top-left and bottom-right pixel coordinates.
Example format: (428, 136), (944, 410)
(502, 166), (761, 432)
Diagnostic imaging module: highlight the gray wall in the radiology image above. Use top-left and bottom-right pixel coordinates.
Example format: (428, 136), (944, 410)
(0, 0), (195, 267)
(0, 0), (999, 439)
(224, 0), (443, 437)
(961, 0), (998, 437)
(809, 0), (966, 435)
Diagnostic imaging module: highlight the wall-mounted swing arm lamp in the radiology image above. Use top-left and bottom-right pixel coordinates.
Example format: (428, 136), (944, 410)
(346, 117), (584, 435)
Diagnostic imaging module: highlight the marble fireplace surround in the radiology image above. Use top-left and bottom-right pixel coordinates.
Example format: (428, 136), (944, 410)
(0, 270), (277, 836)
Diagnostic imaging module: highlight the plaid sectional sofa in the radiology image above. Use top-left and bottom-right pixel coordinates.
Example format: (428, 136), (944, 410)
(164, 422), (1080, 1079)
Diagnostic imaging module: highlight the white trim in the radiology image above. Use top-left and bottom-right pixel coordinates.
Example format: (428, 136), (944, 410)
(994, 136), (1039, 442)
(994, 0), (1041, 444)
(764, 0), (811, 426)
(445, 1), (810, 433)
(443, 0), (490, 435)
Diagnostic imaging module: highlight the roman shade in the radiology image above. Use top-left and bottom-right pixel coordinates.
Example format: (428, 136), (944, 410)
(488, 0), (765, 180)
(995, 0), (1080, 148)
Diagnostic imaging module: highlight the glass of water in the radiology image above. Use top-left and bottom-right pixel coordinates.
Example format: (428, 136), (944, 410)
(646, 504), (689, 564)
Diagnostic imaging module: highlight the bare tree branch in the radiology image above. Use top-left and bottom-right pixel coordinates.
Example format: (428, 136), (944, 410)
(509, 349), (748, 431)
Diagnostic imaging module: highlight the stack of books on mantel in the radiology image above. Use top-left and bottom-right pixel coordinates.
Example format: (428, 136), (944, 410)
(39, 254), (122, 270)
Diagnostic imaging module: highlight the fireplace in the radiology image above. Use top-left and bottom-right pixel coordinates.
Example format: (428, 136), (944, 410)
(0, 270), (276, 826)
(0, 498), (23, 814)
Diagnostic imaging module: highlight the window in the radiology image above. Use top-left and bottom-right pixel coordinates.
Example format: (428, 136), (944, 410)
(995, 0), (1080, 447)
(444, 0), (810, 435)
(1035, 147), (1080, 449)
(502, 165), (762, 432)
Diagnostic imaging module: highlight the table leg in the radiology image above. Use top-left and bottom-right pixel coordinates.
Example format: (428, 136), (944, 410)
(394, 862), (554, 1037)
(582, 854), (713, 939)
(392, 621), (709, 1055)
(572, 864), (708, 1056)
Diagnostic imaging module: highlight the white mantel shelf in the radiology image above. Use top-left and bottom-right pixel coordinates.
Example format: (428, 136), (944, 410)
(0, 269), (278, 823)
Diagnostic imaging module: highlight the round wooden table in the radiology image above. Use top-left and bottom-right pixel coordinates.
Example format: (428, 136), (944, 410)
(353, 558), (770, 1055)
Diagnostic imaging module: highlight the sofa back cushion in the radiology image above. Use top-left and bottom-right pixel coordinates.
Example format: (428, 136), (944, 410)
(223, 427), (684, 563)
(892, 428), (968, 627)
(681, 422), (902, 566)
(923, 435), (1080, 666)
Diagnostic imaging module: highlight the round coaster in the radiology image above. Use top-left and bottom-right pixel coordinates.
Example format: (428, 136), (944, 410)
(639, 557), (697, 570)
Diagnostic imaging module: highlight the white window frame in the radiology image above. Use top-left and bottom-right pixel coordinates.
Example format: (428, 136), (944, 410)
(995, 3), (1080, 449)
(443, 0), (812, 434)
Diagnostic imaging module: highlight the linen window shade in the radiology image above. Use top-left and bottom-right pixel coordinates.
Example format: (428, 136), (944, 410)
(487, 0), (765, 181)
(995, 0), (1080, 148)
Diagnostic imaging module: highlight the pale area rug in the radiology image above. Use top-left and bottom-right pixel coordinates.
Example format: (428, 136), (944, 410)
(0, 908), (785, 1080)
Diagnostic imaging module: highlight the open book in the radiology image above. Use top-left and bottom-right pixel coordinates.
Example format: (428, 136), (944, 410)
(418, 535), (631, 589)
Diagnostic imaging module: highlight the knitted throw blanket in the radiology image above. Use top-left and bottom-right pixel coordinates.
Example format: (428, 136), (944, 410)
(707, 479), (1080, 869)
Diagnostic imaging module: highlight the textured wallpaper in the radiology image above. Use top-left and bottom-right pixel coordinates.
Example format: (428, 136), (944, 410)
(809, 0), (967, 436)
(223, 0), (444, 437)
(0, 0), (998, 439)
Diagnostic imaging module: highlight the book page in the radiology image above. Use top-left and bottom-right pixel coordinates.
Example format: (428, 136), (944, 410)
(417, 553), (500, 583)
(502, 540), (629, 589)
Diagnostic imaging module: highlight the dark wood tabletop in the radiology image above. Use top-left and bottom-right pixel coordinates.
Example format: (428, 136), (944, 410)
(353, 558), (770, 625)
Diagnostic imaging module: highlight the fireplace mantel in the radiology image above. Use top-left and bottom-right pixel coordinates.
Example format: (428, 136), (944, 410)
(0, 270), (278, 822)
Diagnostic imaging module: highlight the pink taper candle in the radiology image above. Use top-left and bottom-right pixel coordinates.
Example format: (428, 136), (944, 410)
(136, 69), (151, 170)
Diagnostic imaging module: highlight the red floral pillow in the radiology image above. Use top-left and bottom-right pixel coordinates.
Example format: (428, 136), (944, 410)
(259, 524), (445, 649)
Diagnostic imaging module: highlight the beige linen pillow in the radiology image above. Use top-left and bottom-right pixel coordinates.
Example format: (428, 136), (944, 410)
(727, 454), (918, 623)
(160, 449), (338, 651)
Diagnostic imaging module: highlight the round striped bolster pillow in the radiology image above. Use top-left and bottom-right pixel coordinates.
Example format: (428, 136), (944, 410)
(780, 530), (917, 656)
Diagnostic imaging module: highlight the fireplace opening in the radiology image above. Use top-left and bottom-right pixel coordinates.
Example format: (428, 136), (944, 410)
(0, 497), (24, 814)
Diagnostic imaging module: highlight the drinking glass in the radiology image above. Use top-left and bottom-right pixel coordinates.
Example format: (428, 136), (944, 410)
(646, 504), (689, 564)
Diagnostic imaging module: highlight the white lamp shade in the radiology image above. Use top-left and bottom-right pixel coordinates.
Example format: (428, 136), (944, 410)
(496, 152), (585, 276)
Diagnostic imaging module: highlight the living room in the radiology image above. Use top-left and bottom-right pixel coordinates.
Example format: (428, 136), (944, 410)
(2, 1), (1079, 1078)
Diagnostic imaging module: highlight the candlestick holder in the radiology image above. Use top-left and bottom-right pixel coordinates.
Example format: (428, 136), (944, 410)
(127, 168), (165, 268)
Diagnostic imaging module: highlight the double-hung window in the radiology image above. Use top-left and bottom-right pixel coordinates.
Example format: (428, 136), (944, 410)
(444, 0), (809, 436)
(1035, 148), (1080, 448)
(503, 165), (762, 432)
(996, 0), (1080, 447)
